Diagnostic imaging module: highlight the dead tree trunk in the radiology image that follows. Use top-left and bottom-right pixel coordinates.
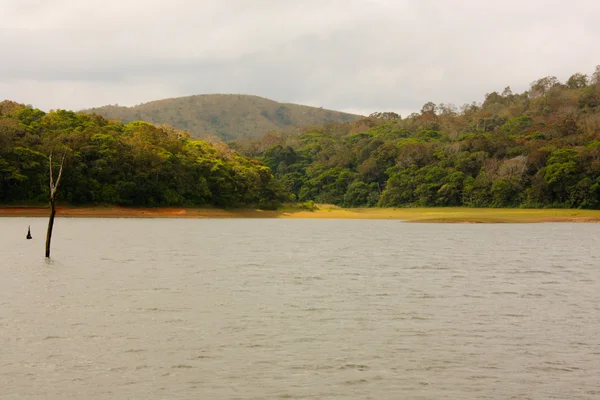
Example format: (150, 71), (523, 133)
(45, 152), (66, 258)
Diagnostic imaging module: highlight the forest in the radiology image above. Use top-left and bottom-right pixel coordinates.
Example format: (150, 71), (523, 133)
(232, 67), (600, 209)
(2, 66), (600, 210)
(0, 101), (287, 208)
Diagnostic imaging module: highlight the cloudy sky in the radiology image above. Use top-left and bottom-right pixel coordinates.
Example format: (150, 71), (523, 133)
(1, 0), (598, 116)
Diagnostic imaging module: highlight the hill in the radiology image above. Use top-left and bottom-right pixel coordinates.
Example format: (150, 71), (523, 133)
(0, 100), (288, 208)
(233, 67), (600, 209)
(81, 94), (362, 141)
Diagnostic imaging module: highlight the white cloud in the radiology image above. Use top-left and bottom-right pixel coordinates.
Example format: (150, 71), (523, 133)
(0, 0), (598, 114)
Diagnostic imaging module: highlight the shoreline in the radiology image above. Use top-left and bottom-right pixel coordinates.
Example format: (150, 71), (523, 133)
(1, 205), (600, 223)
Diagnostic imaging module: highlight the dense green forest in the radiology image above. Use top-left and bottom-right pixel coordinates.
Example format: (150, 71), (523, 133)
(232, 67), (600, 209)
(82, 94), (361, 141)
(0, 101), (287, 208)
(3, 67), (600, 210)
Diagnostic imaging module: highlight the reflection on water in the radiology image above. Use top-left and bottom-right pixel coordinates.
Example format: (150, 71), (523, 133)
(1, 218), (600, 399)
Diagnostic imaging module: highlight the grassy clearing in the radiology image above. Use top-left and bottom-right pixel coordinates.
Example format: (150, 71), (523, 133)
(341, 207), (600, 223)
(277, 204), (600, 223)
(1, 205), (600, 223)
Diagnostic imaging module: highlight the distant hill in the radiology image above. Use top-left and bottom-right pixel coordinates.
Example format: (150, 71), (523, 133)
(82, 94), (362, 141)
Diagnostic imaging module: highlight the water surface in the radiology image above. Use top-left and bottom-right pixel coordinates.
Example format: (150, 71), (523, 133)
(1, 218), (599, 399)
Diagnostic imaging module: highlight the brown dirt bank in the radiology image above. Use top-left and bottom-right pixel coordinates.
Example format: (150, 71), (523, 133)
(1, 206), (600, 223)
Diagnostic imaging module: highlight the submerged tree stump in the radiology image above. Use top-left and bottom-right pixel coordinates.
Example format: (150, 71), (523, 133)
(45, 152), (65, 258)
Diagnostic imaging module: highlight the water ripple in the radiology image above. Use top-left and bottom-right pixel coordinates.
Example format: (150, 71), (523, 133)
(1, 218), (599, 399)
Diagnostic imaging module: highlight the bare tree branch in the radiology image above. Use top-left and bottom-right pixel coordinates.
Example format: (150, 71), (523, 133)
(49, 152), (54, 192)
(54, 152), (67, 190)
(46, 151), (67, 258)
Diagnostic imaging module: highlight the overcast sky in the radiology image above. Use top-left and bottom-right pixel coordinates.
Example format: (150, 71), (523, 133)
(1, 0), (598, 116)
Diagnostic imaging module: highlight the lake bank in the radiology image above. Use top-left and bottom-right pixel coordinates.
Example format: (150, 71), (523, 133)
(1, 205), (600, 223)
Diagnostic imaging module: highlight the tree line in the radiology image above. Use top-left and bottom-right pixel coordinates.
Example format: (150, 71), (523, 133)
(232, 66), (600, 209)
(0, 101), (287, 208)
(2, 66), (600, 210)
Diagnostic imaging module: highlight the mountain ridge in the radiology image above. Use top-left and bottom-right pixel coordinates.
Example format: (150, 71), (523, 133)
(82, 94), (363, 141)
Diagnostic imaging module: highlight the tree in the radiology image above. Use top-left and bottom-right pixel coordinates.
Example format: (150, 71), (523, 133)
(45, 152), (66, 258)
(438, 103), (457, 116)
(501, 86), (513, 97)
(421, 102), (438, 115)
(591, 65), (600, 85)
(343, 180), (379, 207)
(567, 73), (588, 89)
(369, 111), (401, 121)
(542, 149), (581, 205)
(529, 76), (559, 98)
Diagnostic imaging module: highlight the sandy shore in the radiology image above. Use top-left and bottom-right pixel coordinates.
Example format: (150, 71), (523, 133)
(1, 205), (600, 223)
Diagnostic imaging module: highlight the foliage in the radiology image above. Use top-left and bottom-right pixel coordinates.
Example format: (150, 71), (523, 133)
(233, 66), (600, 209)
(298, 200), (318, 211)
(0, 101), (287, 208)
(4, 66), (600, 210)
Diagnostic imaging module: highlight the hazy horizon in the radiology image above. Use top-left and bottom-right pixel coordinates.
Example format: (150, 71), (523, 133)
(2, 0), (599, 117)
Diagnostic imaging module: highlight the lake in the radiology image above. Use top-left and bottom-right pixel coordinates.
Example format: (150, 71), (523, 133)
(1, 217), (599, 399)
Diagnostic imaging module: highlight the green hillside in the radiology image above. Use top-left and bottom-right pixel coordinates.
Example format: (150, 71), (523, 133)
(82, 94), (362, 141)
(0, 100), (288, 208)
(234, 67), (600, 209)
